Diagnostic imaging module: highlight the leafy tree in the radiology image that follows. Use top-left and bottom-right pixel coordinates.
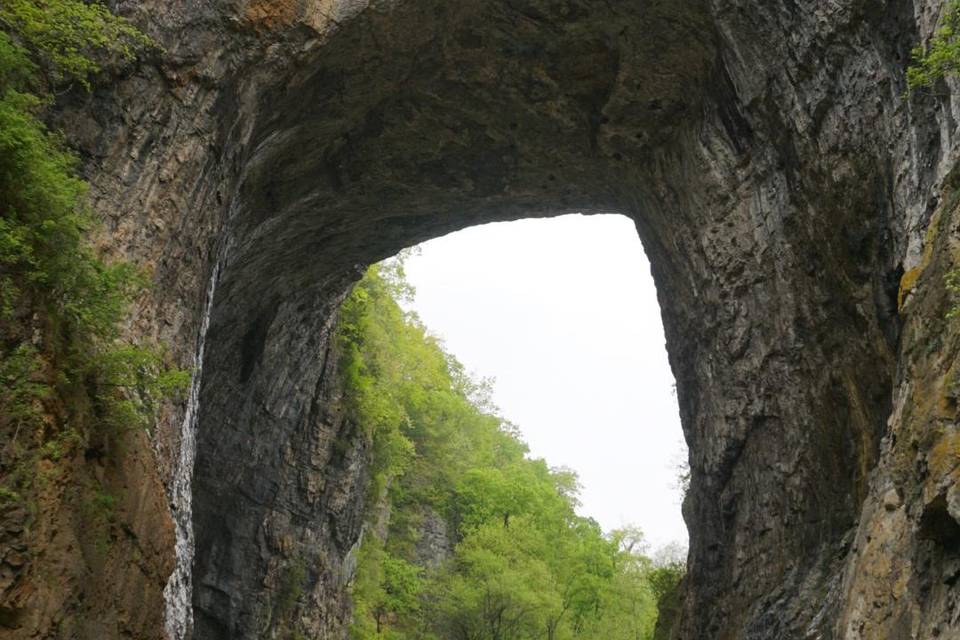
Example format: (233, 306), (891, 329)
(454, 462), (568, 530)
(909, 0), (960, 90)
(342, 261), (681, 640)
(428, 518), (563, 640)
(352, 537), (424, 639)
(646, 558), (686, 640)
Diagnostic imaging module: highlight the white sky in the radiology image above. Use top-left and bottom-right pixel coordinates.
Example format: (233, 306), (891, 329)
(400, 213), (688, 551)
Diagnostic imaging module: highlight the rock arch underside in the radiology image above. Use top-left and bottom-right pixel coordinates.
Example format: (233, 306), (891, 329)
(15, 0), (960, 638)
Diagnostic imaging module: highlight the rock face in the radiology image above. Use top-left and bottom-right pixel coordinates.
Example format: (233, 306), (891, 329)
(31, 0), (960, 638)
(412, 507), (453, 572)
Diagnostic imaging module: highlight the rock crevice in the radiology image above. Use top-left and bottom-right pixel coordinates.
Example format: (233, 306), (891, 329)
(36, 0), (960, 638)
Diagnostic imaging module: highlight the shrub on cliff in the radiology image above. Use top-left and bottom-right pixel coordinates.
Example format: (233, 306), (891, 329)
(0, 0), (150, 87)
(909, 0), (960, 90)
(0, 2), (180, 487)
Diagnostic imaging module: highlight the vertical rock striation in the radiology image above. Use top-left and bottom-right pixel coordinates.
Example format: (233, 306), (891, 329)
(163, 258), (223, 640)
(22, 0), (960, 638)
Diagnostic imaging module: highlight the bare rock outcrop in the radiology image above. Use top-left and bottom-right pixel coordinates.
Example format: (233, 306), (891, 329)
(9, 1), (960, 638)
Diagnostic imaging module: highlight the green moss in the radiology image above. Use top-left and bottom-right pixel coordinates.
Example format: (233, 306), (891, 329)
(0, 486), (21, 506)
(899, 267), (923, 311)
(39, 429), (81, 462)
(81, 488), (118, 557)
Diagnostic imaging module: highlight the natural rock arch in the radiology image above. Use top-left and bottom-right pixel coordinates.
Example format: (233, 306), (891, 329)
(64, 0), (957, 638)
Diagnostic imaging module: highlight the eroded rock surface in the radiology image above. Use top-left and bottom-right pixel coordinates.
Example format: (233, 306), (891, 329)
(20, 0), (960, 638)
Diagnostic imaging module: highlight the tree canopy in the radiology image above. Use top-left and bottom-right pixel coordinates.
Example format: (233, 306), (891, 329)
(340, 258), (684, 640)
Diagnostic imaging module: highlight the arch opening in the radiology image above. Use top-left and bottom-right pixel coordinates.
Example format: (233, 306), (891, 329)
(333, 212), (690, 639)
(400, 213), (688, 551)
(166, 1), (902, 638)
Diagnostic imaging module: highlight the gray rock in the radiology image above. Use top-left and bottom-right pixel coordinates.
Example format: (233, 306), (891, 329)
(36, 0), (960, 638)
(413, 508), (453, 572)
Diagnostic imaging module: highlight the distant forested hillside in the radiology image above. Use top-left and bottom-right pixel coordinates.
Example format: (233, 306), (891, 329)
(339, 257), (684, 640)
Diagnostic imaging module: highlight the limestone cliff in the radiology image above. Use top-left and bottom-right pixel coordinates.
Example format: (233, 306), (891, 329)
(5, 0), (960, 638)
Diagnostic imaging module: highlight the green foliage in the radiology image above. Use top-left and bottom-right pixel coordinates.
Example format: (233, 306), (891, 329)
(39, 428), (81, 461)
(0, 1), (182, 447)
(86, 489), (116, 520)
(646, 559), (685, 640)
(82, 488), (117, 556)
(342, 261), (681, 640)
(427, 518), (563, 640)
(276, 559), (308, 620)
(93, 344), (192, 432)
(947, 267), (960, 319)
(381, 554), (423, 618)
(647, 563), (685, 605)
(0, 344), (50, 433)
(351, 537), (424, 639)
(0, 1), (184, 539)
(0, 486), (21, 506)
(0, 0), (152, 88)
(909, 0), (960, 90)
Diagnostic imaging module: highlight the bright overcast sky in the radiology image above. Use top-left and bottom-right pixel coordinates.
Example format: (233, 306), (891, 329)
(401, 213), (688, 551)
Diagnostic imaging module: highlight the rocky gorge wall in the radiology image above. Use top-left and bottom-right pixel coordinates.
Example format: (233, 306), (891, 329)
(9, 0), (960, 638)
